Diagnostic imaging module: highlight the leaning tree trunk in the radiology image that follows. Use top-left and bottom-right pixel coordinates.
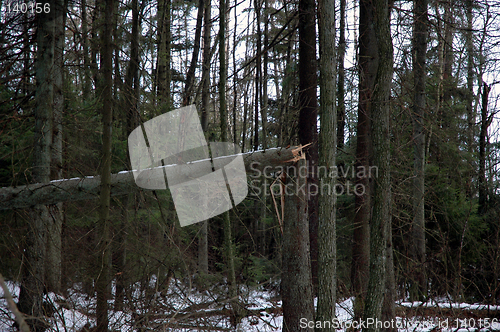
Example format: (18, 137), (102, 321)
(316, 0), (337, 328)
(410, 0), (428, 302)
(0, 146), (305, 210)
(362, 0), (393, 330)
(18, 1), (56, 330)
(96, 0), (114, 329)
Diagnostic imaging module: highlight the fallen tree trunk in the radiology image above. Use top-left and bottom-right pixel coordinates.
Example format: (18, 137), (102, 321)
(0, 146), (303, 210)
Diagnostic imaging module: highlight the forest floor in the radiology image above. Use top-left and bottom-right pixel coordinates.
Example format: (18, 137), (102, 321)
(1, 278), (500, 331)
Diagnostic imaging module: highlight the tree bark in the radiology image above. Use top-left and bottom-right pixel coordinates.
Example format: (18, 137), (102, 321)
(182, 0), (204, 106)
(466, 0), (475, 198)
(81, 0), (91, 99)
(96, 0), (114, 329)
(219, 0), (240, 325)
(298, 0), (319, 289)
(197, 0), (212, 274)
(253, 0), (261, 151)
(478, 83), (490, 215)
(362, 0), (393, 330)
(0, 146), (305, 210)
(337, 0), (346, 152)
(410, 0), (428, 302)
(282, 158), (315, 332)
(316, 0), (336, 328)
(156, 0), (171, 112)
(352, 0), (377, 320)
(18, 2), (56, 329)
(46, 0), (65, 295)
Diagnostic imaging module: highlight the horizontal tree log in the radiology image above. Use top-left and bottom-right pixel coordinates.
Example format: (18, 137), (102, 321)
(0, 146), (304, 210)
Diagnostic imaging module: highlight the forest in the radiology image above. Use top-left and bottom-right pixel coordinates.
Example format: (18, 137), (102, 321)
(0, 0), (500, 331)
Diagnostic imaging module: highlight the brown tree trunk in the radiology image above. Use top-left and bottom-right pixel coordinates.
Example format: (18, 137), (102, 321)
(316, 0), (337, 327)
(337, 0), (346, 152)
(282, 158), (315, 332)
(352, 0), (377, 320)
(156, 0), (171, 112)
(410, 0), (428, 302)
(478, 83), (490, 215)
(182, 0), (204, 106)
(298, 0), (319, 289)
(466, 0), (475, 198)
(362, 0), (393, 329)
(96, 0), (114, 329)
(81, 0), (91, 99)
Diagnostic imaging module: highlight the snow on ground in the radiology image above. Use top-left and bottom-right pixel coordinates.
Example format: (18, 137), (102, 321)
(2, 279), (500, 331)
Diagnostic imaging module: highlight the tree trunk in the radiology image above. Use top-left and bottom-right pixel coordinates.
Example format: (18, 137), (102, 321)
(337, 0), (346, 152)
(0, 146), (305, 210)
(46, 0), (66, 295)
(352, 0), (377, 320)
(156, 0), (171, 112)
(197, 0), (212, 274)
(298, 0), (319, 289)
(219, 0), (239, 325)
(316, 0), (336, 328)
(478, 83), (490, 215)
(282, 158), (315, 332)
(466, 0), (475, 198)
(182, 0), (204, 106)
(410, 0), (428, 302)
(253, 0), (261, 152)
(362, 0), (393, 330)
(81, 0), (91, 99)
(18, 2), (56, 329)
(96, 0), (114, 329)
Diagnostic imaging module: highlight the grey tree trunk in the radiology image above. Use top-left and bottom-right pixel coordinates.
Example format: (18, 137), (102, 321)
(18, 2), (56, 330)
(197, 0), (211, 274)
(316, 0), (337, 328)
(0, 146), (304, 210)
(46, 0), (65, 295)
(362, 0), (393, 330)
(96, 0), (114, 329)
(282, 158), (315, 332)
(410, 0), (428, 301)
(219, 0), (240, 325)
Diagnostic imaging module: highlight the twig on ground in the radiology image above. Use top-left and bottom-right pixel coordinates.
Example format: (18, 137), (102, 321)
(0, 273), (30, 332)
